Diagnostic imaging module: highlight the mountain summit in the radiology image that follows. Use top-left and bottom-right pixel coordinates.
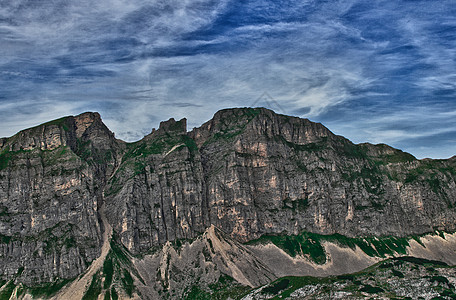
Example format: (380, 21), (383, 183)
(0, 108), (455, 299)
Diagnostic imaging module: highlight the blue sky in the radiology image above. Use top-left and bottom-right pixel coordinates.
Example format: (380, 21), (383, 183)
(1, 0), (455, 158)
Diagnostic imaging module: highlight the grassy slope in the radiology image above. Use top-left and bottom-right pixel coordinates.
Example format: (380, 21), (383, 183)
(240, 256), (456, 299)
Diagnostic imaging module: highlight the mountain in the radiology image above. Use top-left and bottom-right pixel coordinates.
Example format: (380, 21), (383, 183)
(0, 107), (455, 299)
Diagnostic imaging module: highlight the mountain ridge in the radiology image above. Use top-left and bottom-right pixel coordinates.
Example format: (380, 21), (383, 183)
(0, 108), (449, 162)
(0, 107), (455, 299)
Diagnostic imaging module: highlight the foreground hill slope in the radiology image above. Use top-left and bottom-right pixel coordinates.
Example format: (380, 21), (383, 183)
(242, 256), (456, 299)
(0, 108), (455, 299)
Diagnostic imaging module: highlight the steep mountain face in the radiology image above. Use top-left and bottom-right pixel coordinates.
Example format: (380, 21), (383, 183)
(0, 107), (455, 298)
(106, 108), (456, 256)
(0, 113), (124, 285)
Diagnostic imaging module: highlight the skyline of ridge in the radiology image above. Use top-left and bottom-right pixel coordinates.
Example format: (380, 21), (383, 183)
(1, 107), (454, 161)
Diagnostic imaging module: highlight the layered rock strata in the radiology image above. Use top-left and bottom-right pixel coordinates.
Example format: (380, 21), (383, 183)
(0, 107), (455, 290)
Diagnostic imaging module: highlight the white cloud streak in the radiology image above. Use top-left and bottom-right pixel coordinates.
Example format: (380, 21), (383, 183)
(0, 0), (455, 158)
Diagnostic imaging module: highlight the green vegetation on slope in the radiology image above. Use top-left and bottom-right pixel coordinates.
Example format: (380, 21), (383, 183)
(0, 281), (16, 300)
(82, 272), (103, 300)
(241, 256), (455, 299)
(0, 149), (31, 171)
(184, 274), (250, 300)
(91, 233), (145, 299)
(28, 279), (73, 298)
(247, 231), (431, 264)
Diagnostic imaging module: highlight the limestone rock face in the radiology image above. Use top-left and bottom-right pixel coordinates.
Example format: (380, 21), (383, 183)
(191, 109), (456, 241)
(0, 112), (124, 285)
(0, 107), (455, 287)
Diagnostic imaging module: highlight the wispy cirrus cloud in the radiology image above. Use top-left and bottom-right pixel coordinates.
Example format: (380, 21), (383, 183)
(0, 0), (455, 158)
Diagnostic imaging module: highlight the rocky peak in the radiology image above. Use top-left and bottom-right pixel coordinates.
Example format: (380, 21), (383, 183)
(245, 108), (334, 144)
(190, 107), (334, 147)
(74, 111), (102, 139)
(160, 117), (187, 133)
(73, 111), (119, 151)
(0, 111), (119, 154)
(147, 118), (187, 139)
(189, 108), (252, 146)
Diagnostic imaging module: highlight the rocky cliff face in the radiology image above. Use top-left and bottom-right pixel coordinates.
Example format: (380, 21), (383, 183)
(105, 108), (456, 256)
(0, 112), (124, 285)
(0, 108), (455, 298)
